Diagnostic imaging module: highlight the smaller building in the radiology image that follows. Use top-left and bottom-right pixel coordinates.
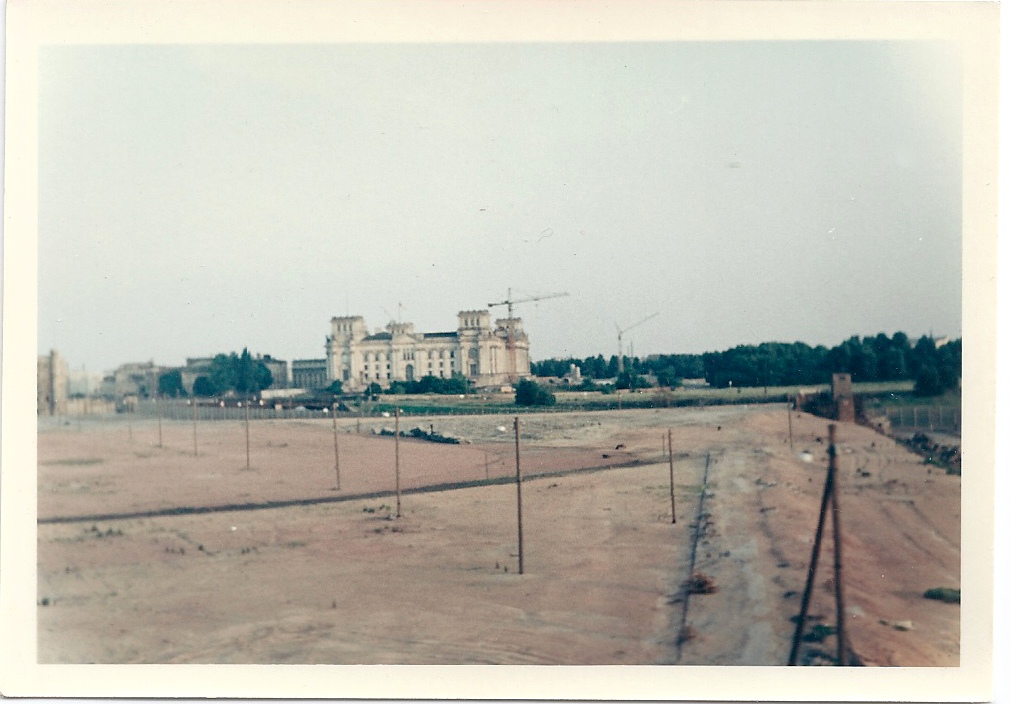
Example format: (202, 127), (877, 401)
(38, 349), (69, 415)
(292, 359), (328, 390)
(98, 361), (162, 399)
(257, 354), (290, 389)
(832, 373), (855, 422)
(180, 357), (214, 395)
(558, 363), (583, 386)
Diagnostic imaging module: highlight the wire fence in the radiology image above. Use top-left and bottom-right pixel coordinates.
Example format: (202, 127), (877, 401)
(870, 405), (961, 435)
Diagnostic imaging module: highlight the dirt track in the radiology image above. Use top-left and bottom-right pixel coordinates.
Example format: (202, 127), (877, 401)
(37, 406), (960, 665)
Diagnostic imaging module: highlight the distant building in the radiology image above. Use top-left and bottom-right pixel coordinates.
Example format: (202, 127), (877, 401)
(178, 354), (288, 394)
(257, 354), (290, 389)
(291, 359), (328, 390)
(66, 368), (103, 397)
(99, 361), (162, 399)
(179, 357), (214, 395)
(562, 363), (582, 385)
(38, 349), (69, 415)
(832, 373), (855, 423)
(324, 310), (531, 392)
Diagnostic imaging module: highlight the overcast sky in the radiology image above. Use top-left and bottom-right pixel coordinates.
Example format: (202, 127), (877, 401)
(38, 41), (963, 374)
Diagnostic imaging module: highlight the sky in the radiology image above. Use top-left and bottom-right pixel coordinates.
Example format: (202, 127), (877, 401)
(37, 41), (963, 374)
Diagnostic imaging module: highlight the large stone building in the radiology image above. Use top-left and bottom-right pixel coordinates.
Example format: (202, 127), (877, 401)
(323, 310), (531, 391)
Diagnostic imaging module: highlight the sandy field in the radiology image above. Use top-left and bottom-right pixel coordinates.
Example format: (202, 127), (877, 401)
(37, 405), (960, 665)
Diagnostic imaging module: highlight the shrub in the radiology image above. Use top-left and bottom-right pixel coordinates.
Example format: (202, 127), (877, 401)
(515, 378), (556, 407)
(923, 587), (960, 604)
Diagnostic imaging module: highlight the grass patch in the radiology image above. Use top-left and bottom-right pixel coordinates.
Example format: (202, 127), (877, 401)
(42, 458), (103, 466)
(924, 587), (960, 604)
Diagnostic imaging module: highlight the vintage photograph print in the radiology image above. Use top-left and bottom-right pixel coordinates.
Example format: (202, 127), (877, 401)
(3, 1), (998, 701)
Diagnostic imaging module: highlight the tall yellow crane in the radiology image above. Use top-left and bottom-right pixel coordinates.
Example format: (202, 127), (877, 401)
(488, 288), (569, 380)
(616, 313), (659, 374)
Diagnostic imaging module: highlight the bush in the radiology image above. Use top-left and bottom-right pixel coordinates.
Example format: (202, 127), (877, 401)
(923, 587), (960, 604)
(914, 365), (943, 396)
(616, 371), (652, 390)
(515, 378), (556, 406)
(382, 374), (471, 395)
(192, 376), (217, 397)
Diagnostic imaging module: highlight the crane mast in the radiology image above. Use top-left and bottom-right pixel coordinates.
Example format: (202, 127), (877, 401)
(616, 312), (659, 374)
(487, 288), (569, 381)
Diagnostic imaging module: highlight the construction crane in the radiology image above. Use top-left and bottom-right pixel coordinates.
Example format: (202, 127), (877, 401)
(616, 313), (659, 374)
(488, 288), (569, 380)
(380, 302), (405, 325)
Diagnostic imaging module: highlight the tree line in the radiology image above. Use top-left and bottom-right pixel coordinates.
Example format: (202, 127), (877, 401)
(532, 332), (961, 397)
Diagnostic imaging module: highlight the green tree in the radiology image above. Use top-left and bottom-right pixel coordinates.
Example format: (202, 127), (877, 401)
(655, 367), (683, 388)
(205, 349), (273, 396)
(515, 378), (556, 406)
(616, 371), (651, 390)
(914, 364), (943, 396)
(158, 370), (187, 397)
(606, 355), (620, 378)
(209, 354), (238, 394)
(192, 376), (217, 397)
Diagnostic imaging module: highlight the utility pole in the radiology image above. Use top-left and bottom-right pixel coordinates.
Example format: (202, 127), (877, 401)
(192, 399), (198, 457)
(394, 407), (401, 518)
(244, 399), (250, 470)
(514, 416), (524, 575)
(667, 428), (677, 524)
(788, 424), (848, 666)
(332, 403), (341, 490)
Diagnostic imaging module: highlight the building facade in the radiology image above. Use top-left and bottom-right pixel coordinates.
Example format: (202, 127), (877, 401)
(38, 349), (69, 415)
(98, 361), (162, 399)
(258, 354), (290, 389)
(291, 359), (328, 390)
(324, 310), (531, 391)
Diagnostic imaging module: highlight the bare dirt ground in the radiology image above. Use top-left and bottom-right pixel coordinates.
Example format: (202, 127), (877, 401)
(37, 405), (959, 665)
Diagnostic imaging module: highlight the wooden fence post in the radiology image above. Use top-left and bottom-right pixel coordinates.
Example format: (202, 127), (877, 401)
(788, 423), (838, 666)
(667, 428), (677, 524)
(514, 416), (524, 575)
(394, 407), (401, 518)
(244, 400), (250, 470)
(788, 398), (794, 450)
(831, 466), (848, 666)
(332, 404), (341, 490)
